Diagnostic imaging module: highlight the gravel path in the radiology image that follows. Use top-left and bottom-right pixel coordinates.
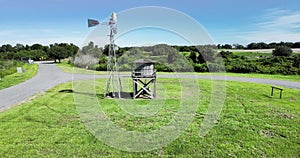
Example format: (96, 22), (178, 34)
(1, 61), (299, 111)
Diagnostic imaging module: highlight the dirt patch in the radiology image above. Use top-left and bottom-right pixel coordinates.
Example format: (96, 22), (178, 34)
(259, 129), (275, 138)
(269, 109), (295, 119)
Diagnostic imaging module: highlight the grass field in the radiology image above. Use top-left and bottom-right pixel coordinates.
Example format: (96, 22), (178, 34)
(221, 48), (300, 54)
(0, 78), (299, 157)
(55, 62), (105, 75)
(232, 51), (273, 58)
(0, 63), (38, 90)
(187, 72), (300, 82)
(56, 62), (300, 82)
(230, 49), (300, 58)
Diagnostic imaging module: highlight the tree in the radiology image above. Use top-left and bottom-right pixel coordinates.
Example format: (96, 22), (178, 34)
(14, 44), (25, 51)
(256, 42), (269, 49)
(197, 47), (217, 63)
(31, 44), (44, 50)
(292, 42), (300, 48)
(219, 51), (233, 59)
(49, 44), (66, 62)
(103, 43), (118, 56)
(293, 54), (300, 68)
(0, 44), (15, 53)
(233, 44), (244, 49)
(48, 43), (79, 62)
(81, 42), (102, 58)
(246, 43), (257, 49)
(221, 44), (232, 49)
(268, 42), (277, 48)
(272, 46), (293, 57)
(189, 51), (197, 63)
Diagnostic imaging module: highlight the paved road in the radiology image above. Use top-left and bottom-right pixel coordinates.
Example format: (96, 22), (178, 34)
(0, 62), (70, 111)
(1, 61), (299, 111)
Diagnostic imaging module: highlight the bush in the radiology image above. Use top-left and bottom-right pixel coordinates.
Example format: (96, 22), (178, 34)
(272, 46), (293, 56)
(207, 63), (225, 72)
(0, 60), (24, 77)
(119, 64), (131, 71)
(74, 54), (98, 68)
(96, 64), (107, 71)
(154, 64), (172, 72)
(194, 63), (208, 72)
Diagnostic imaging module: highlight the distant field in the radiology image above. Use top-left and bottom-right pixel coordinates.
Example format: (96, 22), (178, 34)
(219, 48), (300, 58)
(232, 51), (272, 57)
(220, 48), (300, 54)
(181, 49), (300, 58)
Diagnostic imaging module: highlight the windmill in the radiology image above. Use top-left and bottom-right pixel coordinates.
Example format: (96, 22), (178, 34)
(88, 12), (122, 98)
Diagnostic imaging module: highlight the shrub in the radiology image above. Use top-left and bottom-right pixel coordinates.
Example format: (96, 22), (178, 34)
(154, 64), (172, 72)
(194, 63), (208, 72)
(74, 54), (98, 68)
(272, 46), (293, 56)
(96, 64), (107, 71)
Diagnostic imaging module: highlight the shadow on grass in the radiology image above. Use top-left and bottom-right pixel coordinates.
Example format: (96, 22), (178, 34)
(59, 89), (133, 99)
(263, 94), (273, 98)
(59, 89), (74, 93)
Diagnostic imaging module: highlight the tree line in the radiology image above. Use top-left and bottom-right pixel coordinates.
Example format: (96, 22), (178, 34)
(217, 41), (300, 49)
(1, 41), (300, 75)
(0, 43), (79, 62)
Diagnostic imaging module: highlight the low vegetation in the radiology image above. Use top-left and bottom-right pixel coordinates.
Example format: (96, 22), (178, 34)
(0, 61), (38, 90)
(72, 42), (300, 75)
(55, 60), (105, 75)
(2, 41), (300, 75)
(55, 61), (300, 82)
(0, 60), (24, 77)
(0, 78), (299, 157)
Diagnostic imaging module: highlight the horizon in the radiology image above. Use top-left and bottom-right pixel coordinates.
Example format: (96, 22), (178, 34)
(2, 42), (300, 50)
(1, 0), (300, 46)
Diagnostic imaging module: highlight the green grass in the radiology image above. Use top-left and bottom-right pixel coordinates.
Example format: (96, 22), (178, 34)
(0, 60), (24, 77)
(156, 72), (300, 82)
(0, 63), (38, 90)
(189, 72), (300, 82)
(55, 62), (105, 75)
(223, 72), (300, 82)
(232, 51), (273, 58)
(0, 78), (299, 157)
(56, 62), (300, 82)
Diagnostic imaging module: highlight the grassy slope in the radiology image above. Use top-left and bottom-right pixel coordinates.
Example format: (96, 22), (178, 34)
(55, 62), (105, 75)
(0, 79), (299, 157)
(56, 62), (300, 82)
(0, 64), (38, 90)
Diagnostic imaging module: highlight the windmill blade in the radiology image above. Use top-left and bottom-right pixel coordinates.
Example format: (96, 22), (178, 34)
(88, 19), (99, 27)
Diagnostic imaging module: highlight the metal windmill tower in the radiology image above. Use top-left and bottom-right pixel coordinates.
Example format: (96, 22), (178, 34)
(88, 12), (122, 98)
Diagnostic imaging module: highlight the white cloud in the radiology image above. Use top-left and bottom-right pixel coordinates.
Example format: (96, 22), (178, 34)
(257, 9), (300, 31)
(236, 9), (300, 43)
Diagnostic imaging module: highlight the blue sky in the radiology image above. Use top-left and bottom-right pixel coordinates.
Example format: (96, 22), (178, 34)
(1, 0), (300, 47)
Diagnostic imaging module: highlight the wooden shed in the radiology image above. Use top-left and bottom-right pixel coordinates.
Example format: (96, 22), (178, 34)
(131, 59), (156, 99)
(132, 59), (156, 78)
